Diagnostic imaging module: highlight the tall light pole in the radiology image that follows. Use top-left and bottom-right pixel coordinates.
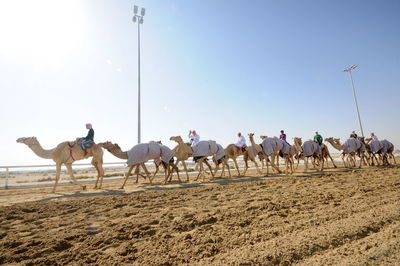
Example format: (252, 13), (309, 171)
(133, 5), (145, 143)
(343, 65), (364, 137)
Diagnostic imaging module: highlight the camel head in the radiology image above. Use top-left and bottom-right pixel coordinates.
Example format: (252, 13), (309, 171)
(293, 137), (302, 145)
(358, 136), (365, 143)
(333, 138), (341, 144)
(16, 137), (39, 146)
(170, 136), (183, 143)
(98, 141), (121, 152)
(260, 135), (268, 140)
(325, 137), (334, 143)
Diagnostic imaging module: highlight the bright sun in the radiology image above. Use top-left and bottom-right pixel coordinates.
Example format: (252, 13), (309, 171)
(0, 0), (84, 66)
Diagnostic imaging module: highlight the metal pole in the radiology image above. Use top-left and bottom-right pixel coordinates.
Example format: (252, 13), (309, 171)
(5, 167), (9, 190)
(348, 70), (364, 137)
(137, 22), (141, 144)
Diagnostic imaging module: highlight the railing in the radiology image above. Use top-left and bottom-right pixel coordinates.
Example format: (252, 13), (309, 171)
(0, 158), (247, 189)
(0, 162), (128, 190)
(0, 154), (348, 190)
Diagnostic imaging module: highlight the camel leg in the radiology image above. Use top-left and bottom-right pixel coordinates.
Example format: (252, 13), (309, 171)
(232, 158), (241, 176)
(242, 155), (249, 176)
(304, 157), (309, 173)
(270, 155), (282, 173)
(141, 163), (152, 183)
(204, 160), (214, 179)
(181, 161), (190, 182)
(327, 154), (337, 168)
(248, 151), (262, 175)
(213, 162), (220, 177)
(392, 154), (397, 164)
(252, 158), (262, 175)
(120, 165), (136, 189)
(265, 155), (269, 176)
(52, 163), (63, 193)
(225, 159), (232, 178)
(172, 163), (181, 182)
(65, 163), (85, 190)
(194, 159), (204, 181)
(319, 156), (324, 171)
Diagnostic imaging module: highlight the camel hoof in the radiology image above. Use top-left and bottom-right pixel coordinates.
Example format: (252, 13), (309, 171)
(119, 187), (124, 190)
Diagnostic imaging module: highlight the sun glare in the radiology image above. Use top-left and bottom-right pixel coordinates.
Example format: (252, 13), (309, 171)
(0, 0), (84, 66)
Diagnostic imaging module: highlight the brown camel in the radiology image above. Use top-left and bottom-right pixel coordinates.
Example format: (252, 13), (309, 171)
(17, 137), (104, 192)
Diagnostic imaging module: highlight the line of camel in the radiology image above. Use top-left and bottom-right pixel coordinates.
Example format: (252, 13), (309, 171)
(16, 134), (396, 192)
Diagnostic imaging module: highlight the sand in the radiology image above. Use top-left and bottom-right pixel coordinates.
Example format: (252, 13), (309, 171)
(0, 165), (399, 265)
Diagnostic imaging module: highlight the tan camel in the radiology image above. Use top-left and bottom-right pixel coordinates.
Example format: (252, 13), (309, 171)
(258, 136), (283, 176)
(224, 143), (262, 176)
(99, 141), (179, 187)
(294, 137), (324, 172)
(247, 133), (266, 169)
(293, 137), (305, 169)
(169, 136), (216, 181)
(212, 145), (232, 178)
(17, 137), (104, 192)
(169, 136), (193, 181)
(325, 137), (356, 167)
(364, 137), (384, 165)
(320, 143), (337, 168)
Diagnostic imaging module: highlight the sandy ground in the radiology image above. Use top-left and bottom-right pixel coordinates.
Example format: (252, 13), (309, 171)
(0, 164), (399, 265)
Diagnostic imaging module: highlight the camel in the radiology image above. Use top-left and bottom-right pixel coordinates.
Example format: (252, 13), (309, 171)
(17, 137), (104, 192)
(380, 139), (396, 165)
(293, 137), (324, 172)
(248, 133), (266, 169)
(169, 136), (195, 181)
(99, 141), (178, 188)
(224, 143), (262, 176)
(364, 138), (385, 165)
(364, 138), (396, 166)
(191, 140), (224, 181)
(325, 137), (368, 168)
(212, 144), (232, 178)
(259, 136), (283, 176)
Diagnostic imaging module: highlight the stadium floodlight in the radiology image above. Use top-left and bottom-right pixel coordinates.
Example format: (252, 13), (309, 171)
(343, 65), (364, 136)
(132, 5), (146, 143)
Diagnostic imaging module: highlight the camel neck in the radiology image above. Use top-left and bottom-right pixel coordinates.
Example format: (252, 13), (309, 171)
(109, 146), (128, 160)
(294, 139), (303, 152)
(27, 142), (55, 160)
(328, 140), (343, 151)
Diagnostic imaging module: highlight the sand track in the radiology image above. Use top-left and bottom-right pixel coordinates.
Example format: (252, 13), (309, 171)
(0, 166), (399, 265)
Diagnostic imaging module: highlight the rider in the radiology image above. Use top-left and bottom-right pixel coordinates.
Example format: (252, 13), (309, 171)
(81, 123), (94, 150)
(313, 131), (323, 146)
(350, 130), (358, 139)
(279, 130), (287, 143)
(188, 130), (200, 146)
(235, 132), (247, 152)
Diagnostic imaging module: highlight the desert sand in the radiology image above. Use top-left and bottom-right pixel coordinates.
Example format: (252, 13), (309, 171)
(0, 164), (399, 265)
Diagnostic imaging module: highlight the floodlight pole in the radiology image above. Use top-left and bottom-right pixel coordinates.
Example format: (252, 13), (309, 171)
(133, 6), (145, 143)
(343, 65), (364, 137)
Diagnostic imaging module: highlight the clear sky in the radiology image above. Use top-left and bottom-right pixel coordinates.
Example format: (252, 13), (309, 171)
(0, 0), (399, 165)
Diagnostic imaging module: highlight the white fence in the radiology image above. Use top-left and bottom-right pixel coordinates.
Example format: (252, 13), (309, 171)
(0, 162), (129, 189)
(0, 154), (347, 190)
